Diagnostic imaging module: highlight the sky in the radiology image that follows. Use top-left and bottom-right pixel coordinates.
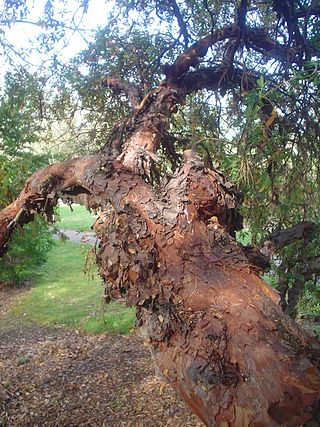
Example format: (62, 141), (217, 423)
(1, 0), (113, 75)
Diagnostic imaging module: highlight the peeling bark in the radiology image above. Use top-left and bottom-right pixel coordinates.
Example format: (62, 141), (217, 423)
(93, 153), (320, 426)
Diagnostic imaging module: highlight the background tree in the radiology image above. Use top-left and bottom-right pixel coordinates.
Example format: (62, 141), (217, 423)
(0, 69), (53, 285)
(0, 0), (320, 425)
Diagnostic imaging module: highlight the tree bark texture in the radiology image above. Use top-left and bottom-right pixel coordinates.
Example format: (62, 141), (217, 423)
(1, 28), (320, 426)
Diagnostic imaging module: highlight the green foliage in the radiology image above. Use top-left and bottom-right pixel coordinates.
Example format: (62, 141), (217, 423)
(0, 0), (89, 63)
(300, 288), (320, 316)
(0, 169), (52, 287)
(0, 152), (49, 207)
(0, 216), (54, 285)
(0, 69), (49, 207)
(48, 25), (180, 151)
(236, 229), (252, 246)
(0, 69), (53, 285)
(0, 69), (44, 155)
(10, 241), (135, 334)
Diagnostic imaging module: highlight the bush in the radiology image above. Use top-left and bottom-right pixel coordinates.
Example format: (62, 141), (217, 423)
(0, 215), (54, 285)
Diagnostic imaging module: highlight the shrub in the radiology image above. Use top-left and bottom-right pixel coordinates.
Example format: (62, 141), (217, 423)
(0, 215), (54, 285)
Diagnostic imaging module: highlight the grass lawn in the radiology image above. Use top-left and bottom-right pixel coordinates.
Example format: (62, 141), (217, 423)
(56, 204), (97, 231)
(11, 241), (135, 334)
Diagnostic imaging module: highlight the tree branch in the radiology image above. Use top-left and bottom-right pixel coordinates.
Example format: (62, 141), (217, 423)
(245, 28), (292, 61)
(165, 22), (316, 86)
(103, 76), (143, 111)
(241, 221), (317, 271)
(165, 25), (238, 82)
(182, 65), (256, 94)
(0, 151), (164, 257)
(0, 155), (101, 256)
(261, 221), (316, 256)
(167, 0), (190, 48)
(237, 0), (248, 40)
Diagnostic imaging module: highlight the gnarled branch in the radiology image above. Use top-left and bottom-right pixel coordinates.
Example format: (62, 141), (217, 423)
(103, 76), (143, 111)
(261, 220), (316, 256)
(165, 25), (238, 82)
(0, 155), (101, 256)
(241, 221), (317, 271)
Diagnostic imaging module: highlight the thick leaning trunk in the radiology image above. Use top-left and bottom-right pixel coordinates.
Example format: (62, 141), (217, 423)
(0, 79), (319, 425)
(93, 158), (320, 426)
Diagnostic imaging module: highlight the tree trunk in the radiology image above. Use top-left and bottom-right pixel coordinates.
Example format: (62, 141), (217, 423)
(0, 70), (319, 425)
(93, 158), (320, 426)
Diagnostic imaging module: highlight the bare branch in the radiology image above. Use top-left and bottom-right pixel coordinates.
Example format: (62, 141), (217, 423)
(261, 221), (316, 257)
(182, 65), (256, 94)
(165, 22), (317, 86)
(165, 25), (238, 82)
(103, 76), (143, 111)
(241, 221), (317, 271)
(245, 28), (293, 61)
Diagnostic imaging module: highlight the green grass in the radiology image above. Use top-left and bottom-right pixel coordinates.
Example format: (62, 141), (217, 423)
(56, 204), (97, 231)
(11, 241), (135, 334)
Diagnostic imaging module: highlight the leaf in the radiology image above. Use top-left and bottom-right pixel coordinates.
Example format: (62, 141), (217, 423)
(257, 76), (265, 89)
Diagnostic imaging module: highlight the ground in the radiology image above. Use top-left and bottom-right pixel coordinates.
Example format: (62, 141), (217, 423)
(0, 285), (203, 427)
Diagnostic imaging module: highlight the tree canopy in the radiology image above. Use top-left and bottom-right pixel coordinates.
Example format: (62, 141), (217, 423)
(1, 0), (319, 316)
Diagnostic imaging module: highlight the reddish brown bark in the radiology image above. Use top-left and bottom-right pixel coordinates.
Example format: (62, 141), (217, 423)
(1, 26), (320, 426)
(93, 156), (320, 426)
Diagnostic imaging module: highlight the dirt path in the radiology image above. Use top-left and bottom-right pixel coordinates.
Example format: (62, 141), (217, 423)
(0, 288), (203, 427)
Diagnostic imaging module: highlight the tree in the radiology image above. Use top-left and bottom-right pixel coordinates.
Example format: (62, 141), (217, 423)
(49, 0), (320, 318)
(0, 0), (320, 425)
(0, 69), (53, 285)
